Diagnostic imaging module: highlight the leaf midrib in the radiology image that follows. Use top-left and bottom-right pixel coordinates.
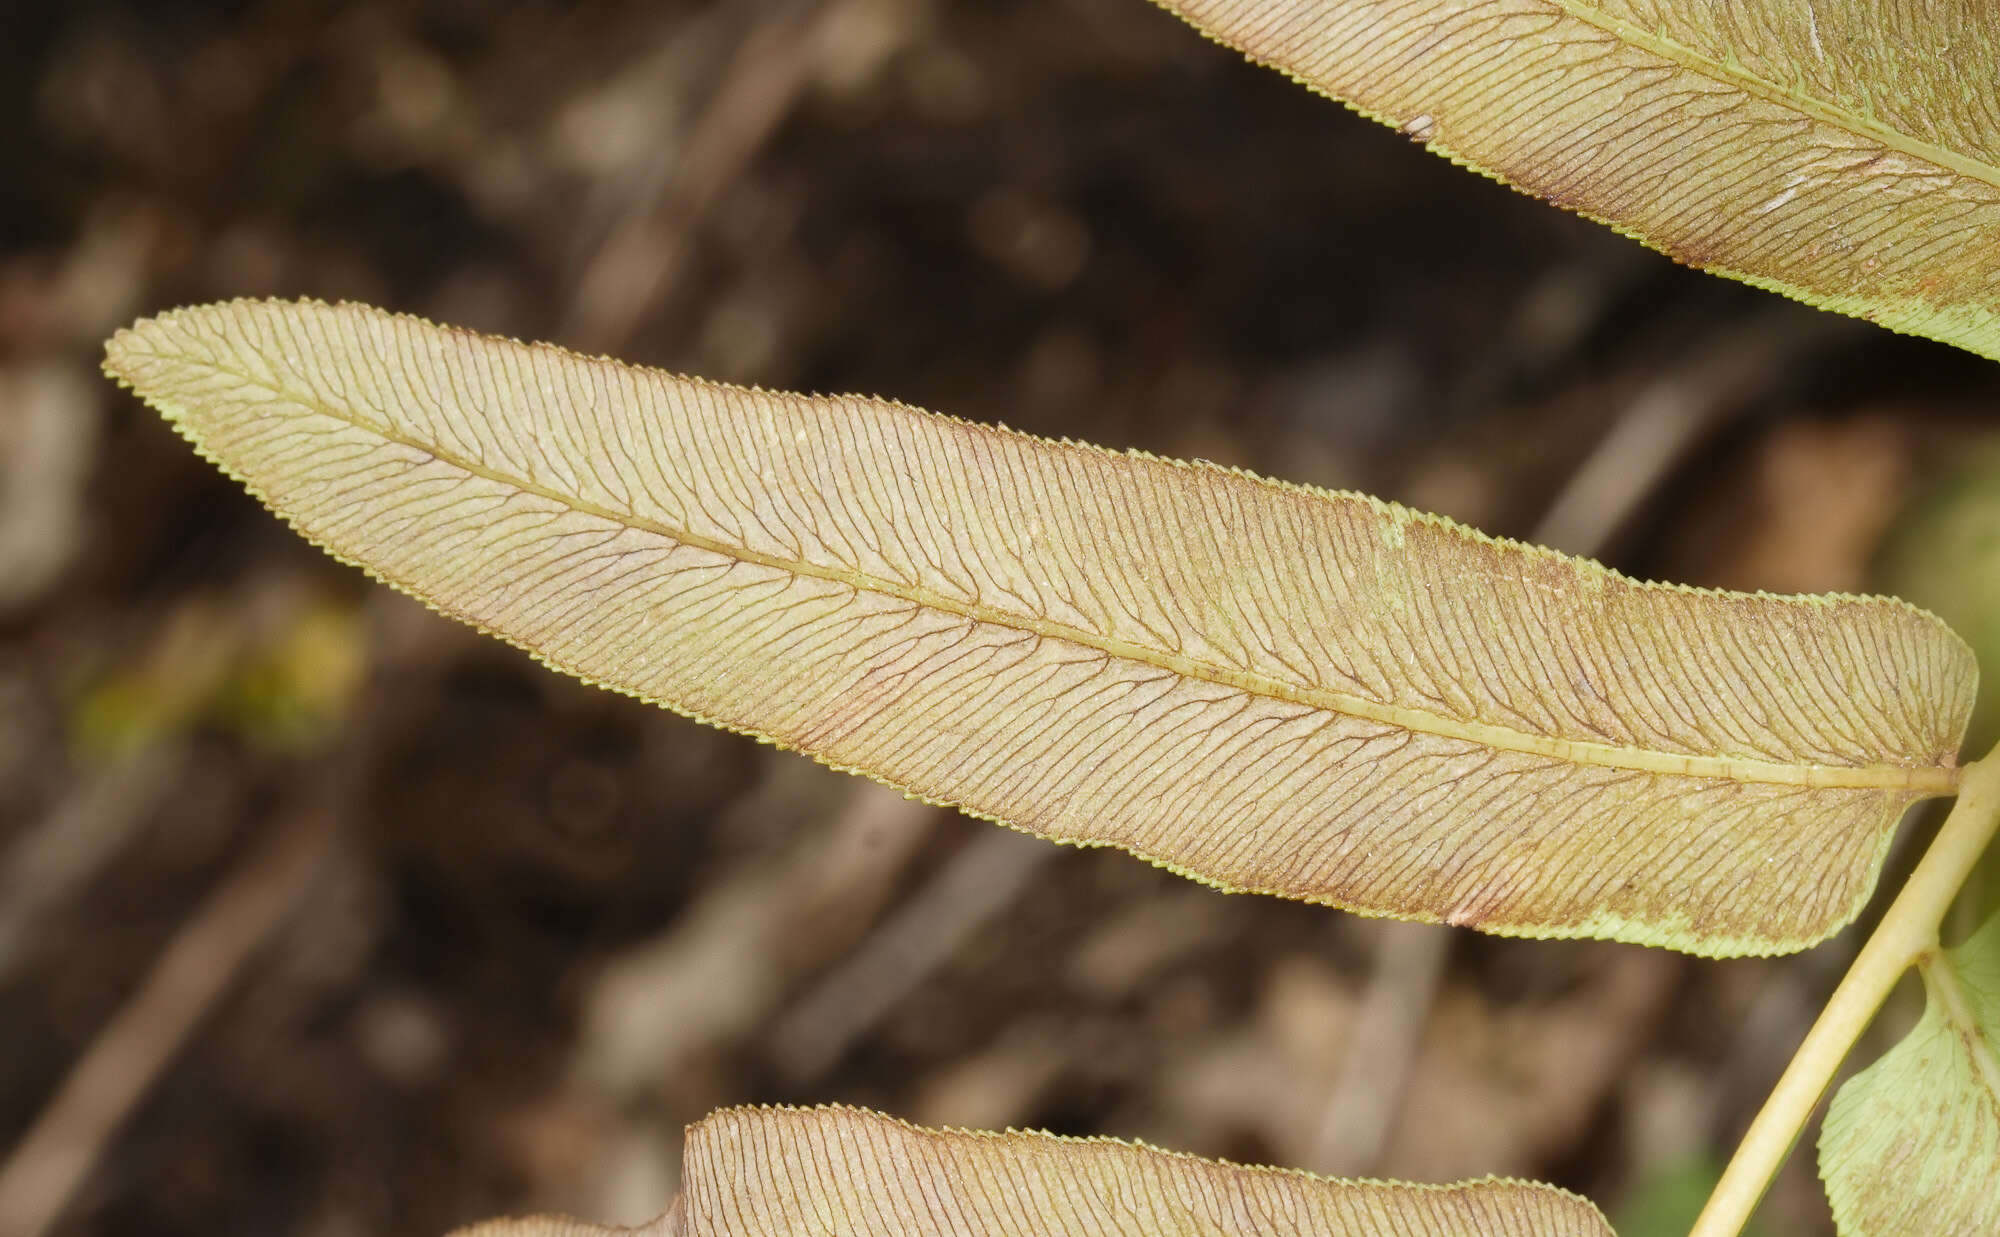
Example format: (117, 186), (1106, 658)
(1551, 0), (2000, 193)
(1919, 946), (2000, 1124)
(207, 355), (1954, 795)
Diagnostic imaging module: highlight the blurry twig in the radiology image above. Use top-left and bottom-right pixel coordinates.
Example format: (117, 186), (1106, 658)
(1307, 319), (1807, 1176)
(0, 746), (184, 982)
(768, 827), (1054, 1082)
(1530, 325), (1806, 556)
(445, 1203), (681, 1237)
(0, 364), (101, 615)
(562, 1), (821, 352)
(574, 774), (937, 1099)
(0, 796), (343, 1237)
(1306, 917), (1450, 1176)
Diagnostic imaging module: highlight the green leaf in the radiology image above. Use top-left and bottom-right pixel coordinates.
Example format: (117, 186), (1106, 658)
(1819, 908), (2000, 1235)
(1879, 437), (2000, 772)
(1609, 1155), (1772, 1237)
(1148, 0), (2000, 361)
(103, 299), (1975, 957)
(1878, 439), (2000, 939)
(448, 1105), (1614, 1236)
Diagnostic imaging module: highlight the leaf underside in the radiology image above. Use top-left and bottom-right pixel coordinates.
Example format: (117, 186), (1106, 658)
(104, 300), (1975, 956)
(1819, 908), (2000, 1236)
(702, 1106), (1607, 1236)
(1151, 0), (2000, 362)
(442, 1106), (1610, 1236)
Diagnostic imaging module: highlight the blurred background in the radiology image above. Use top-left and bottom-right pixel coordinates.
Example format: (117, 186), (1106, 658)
(3, 1), (1999, 1234)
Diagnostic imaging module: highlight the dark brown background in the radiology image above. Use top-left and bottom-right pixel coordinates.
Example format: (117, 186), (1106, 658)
(3, 2), (1998, 1234)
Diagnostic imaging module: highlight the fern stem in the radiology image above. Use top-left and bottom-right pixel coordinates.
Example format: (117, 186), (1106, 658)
(1689, 742), (2000, 1237)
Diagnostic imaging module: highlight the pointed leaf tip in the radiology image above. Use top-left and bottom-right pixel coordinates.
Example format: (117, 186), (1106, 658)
(105, 299), (1976, 957)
